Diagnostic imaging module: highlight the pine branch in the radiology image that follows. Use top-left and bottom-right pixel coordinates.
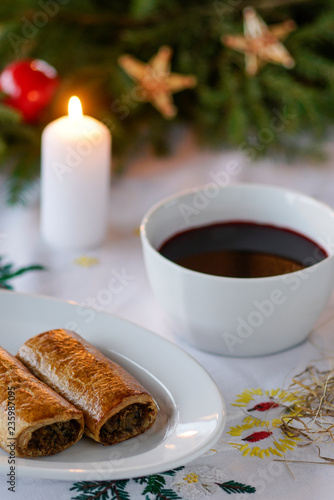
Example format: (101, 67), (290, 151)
(218, 480), (256, 494)
(0, 257), (44, 290)
(244, 76), (272, 134)
(250, 0), (314, 9)
(157, 489), (182, 500)
(130, 0), (159, 20)
(0, 0), (334, 202)
(5, 151), (40, 205)
(141, 474), (166, 496)
(221, 70), (249, 145)
(70, 480), (130, 500)
(162, 467), (184, 476)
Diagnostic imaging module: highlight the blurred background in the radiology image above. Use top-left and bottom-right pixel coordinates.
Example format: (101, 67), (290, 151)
(0, 0), (332, 204)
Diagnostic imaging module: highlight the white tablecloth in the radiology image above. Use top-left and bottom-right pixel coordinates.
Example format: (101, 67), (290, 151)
(1, 135), (334, 499)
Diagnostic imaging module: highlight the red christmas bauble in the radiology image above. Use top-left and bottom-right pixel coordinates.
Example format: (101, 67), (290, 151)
(0, 59), (60, 122)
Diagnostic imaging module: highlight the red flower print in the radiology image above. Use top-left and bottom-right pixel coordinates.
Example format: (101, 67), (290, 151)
(242, 431), (273, 443)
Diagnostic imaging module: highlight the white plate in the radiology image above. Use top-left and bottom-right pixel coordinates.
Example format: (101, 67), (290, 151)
(0, 291), (226, 480)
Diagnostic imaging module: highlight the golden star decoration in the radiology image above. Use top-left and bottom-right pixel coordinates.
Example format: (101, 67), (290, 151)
(222, 7), (296, 76)
(118, 46), (197, 119)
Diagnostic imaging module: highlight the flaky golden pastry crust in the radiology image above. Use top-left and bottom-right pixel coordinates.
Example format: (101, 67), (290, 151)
(0, 346), (84, 457)
(17, 329), (158, 445)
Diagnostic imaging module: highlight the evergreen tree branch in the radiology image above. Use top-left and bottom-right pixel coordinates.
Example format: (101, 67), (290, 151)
(0, 257), (44, 290)
(0, 0), (333, 202)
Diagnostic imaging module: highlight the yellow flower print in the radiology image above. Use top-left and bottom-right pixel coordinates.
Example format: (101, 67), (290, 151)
(231, 387), (301, 427)
(227, 418), (300, 458)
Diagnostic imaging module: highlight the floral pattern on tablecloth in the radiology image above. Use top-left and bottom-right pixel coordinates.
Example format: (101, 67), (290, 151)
(225, 387), (302, 458)
(69, 386), (304, 499)
(70, 466), (256, 499)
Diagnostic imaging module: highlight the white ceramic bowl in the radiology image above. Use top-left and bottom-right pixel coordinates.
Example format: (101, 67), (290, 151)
(140, 184), (334, 357)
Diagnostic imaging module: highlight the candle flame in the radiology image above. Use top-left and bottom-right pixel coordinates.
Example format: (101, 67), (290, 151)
(68, 96), (83, 119)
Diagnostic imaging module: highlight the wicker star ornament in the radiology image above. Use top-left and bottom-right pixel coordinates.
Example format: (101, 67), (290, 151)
(118, 46), (197, 119)
(222, 7), (296, 76)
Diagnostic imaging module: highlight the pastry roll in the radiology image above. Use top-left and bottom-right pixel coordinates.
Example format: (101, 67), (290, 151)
(17, 329), (158, 445)
(0, 346), (84, 457)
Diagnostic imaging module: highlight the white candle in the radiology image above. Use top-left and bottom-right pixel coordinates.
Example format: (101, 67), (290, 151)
(40, 96), (111, 249)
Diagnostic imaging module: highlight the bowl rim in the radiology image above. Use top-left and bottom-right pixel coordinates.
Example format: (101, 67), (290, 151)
(140, 182), (334, 283)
